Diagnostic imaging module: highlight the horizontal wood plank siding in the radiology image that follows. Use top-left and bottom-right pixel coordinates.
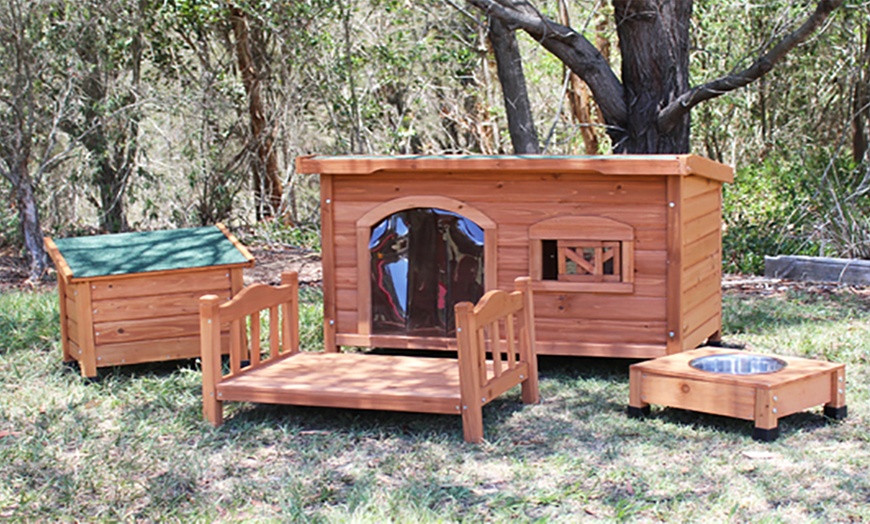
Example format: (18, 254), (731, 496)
(680, 174), (723, 351)
(332, 172), (670, 352)
(92, 290), (231, 323)
(90, 270), (233, 301)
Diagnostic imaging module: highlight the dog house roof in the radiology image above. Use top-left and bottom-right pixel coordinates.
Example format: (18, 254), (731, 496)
(296, 154), (734, 183)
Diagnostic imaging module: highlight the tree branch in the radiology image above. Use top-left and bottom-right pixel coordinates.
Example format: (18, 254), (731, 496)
(462, 0), (627, 127)
(658, 0), (844, 133)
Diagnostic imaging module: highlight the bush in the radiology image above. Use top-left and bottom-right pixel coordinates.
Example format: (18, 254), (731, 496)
(723, 155), (821, 274)
(723, 153), (870, 274)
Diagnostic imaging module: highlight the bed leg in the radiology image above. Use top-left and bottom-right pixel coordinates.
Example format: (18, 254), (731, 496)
(461, 403), (484, 444)
(204, 395), (223, 427)
(201, 294), (225, 427)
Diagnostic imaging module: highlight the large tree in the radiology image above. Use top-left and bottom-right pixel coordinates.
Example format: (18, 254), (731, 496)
(0, 0), (75, 281)
(466, 0), (844, 154)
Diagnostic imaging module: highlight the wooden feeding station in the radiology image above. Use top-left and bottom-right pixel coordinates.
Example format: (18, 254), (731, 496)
(628, 347), (847, 441)
(296, 154), (733, 358)
(45, 224), (254, 378)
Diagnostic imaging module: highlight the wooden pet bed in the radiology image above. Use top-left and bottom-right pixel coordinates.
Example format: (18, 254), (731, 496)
(200, 272), (540, 443)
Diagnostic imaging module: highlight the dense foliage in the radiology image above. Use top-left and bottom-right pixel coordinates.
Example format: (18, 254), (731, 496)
(1, 0), (869, 274)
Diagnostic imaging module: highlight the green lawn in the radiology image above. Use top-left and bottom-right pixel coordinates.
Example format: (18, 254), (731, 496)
(1, 285), (867, 522)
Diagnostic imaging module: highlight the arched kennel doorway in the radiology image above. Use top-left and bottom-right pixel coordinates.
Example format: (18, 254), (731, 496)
(355, 196), (498, 341)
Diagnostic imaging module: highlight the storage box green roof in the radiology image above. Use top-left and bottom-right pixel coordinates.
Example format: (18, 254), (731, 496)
(51, 226), (251, 279)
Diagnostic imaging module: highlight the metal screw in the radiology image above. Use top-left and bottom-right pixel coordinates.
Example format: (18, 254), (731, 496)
(668, 331), (675, 338)
(481, 397), (487, 403)
(839, 389), (844, 395)
(773, 396), (778, 402)
(325, 198), (332, 204)
(772, 408), (778, 414)
(456, 327), (462, 333)
(328, 319), (335, 326)
(839, 377), (844, 382)
(669, 202), (675, 208)
(462, 405), (467, 410)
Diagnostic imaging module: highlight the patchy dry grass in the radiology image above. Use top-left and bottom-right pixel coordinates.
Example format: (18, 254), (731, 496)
(1, 285), (868, 522)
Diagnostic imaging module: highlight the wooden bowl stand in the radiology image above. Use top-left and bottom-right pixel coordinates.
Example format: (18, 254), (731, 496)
(628, 347), (847, 441)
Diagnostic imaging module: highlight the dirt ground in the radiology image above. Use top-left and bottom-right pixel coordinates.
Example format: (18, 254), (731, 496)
(1, 244), (868, 306)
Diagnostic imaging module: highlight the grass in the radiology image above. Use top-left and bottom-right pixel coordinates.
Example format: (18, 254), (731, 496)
(1, 285), (868, 522)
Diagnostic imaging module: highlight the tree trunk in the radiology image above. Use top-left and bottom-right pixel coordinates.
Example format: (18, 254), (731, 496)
(613, 0), (692, 153)
(230, 4), (283, 219)
(853, 27), (870, 164)
(69, 34), (132, 233)
(16, 173), (47, 281)
(489, 18), (540, 154)
(561, 3), (606, 154)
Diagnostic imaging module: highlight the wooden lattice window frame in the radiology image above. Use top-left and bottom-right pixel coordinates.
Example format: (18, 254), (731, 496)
(529, 216), (635, 294)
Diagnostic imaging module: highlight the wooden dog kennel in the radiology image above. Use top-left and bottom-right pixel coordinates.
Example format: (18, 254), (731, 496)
(296, 154), (733, 359)
(45, 224), (254, 377)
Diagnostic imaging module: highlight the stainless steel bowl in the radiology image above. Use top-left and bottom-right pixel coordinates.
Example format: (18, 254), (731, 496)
(689, 353), (787, 375)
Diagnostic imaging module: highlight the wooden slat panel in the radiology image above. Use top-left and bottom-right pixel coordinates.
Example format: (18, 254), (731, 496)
(97, 334), (230, 366)
(640, 375), (756, 420)
(65, 297), (78, 324)
(68, 318), (80, 345)
(94, 315), (200, 345)
(682, 313), (721, 351)
(90, 270), (232, 301)
(683, 187), (720, 223)
(332, 177), (667, 205)
(216, 353), (461, 412)
(682, 252), (719, 291)
(533, 293), (667, 321)
(774, 373), (833, 417)
(666, 176), (683, 354)
(534, 318), (667, 344)
(682, 230), (720, 270)
(336, 333), (456, 350)
(683, 175), (722, 200)
(683, 209), (720, 246)
(537, 340), (665, 358)
(301, 154), (732, 181)
(92, 290), (230, 323)
(684, 272), (721, 313)
(681, 285), (720, 337)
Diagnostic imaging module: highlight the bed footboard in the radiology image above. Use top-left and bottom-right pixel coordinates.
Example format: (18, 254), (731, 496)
(454, 277), (540, 443)
(199, 271), (300, 426)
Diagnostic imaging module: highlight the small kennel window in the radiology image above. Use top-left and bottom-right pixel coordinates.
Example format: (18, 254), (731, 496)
(370, 208), (485, 337)
(530, 216), (635, 293)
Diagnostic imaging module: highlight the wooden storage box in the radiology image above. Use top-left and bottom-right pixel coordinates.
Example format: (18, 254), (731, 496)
(296, 154), (733, 359)
(45, 224), (254, 377)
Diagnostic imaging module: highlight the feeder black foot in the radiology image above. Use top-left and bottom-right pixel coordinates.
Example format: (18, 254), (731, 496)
(824, 405), (848, 420)
(752, 426), (780, 442)
(627, 405), (650, 418)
